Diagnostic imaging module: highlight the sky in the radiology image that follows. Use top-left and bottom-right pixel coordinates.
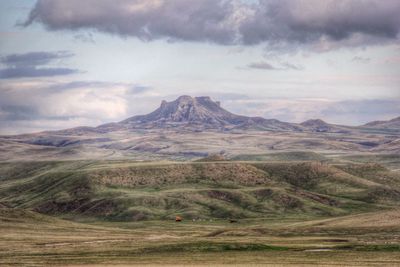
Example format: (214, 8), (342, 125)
(0, 0), (399, 134)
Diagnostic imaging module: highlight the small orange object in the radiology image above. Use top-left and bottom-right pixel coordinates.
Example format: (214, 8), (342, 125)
(175, 216), (182, 222)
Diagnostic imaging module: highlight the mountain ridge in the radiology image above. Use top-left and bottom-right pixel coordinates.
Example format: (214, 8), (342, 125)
(363, 116), (400, 129)
(2, 95), (400, 136)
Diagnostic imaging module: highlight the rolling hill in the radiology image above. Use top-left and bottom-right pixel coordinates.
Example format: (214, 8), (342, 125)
(1, 160), (399, 222)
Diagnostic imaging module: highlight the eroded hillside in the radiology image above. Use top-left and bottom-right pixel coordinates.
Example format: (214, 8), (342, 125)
(1, 160), (400, 222)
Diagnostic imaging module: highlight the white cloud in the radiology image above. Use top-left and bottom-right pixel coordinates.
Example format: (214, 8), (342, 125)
(0, 80), (157, 134)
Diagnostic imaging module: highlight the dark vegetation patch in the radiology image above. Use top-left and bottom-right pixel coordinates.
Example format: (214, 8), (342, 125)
(342, 244), (400, 252)
(140, 242), (290, 253)
(336, 163), (387, 177)
(34, 198), (118, 217)
(0, 161), (61, 181)
(253, 162), (330, 189)
(204, 202), (247, 219)
(233, 151), (327, 162)
(357, 141), (380, 147)
(322, 239), (349, 243)
(252, 188), (274, 200)
(272, 193), (304, 210)
(195, 154), (226, 162)
(207, 190), (243, 204)
(363, 187), (400, 203)
(292, 190), (338, 207)
(90, 163), (271, 188)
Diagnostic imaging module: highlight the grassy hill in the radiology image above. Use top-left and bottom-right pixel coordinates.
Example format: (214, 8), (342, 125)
(1, 160), (399, 222)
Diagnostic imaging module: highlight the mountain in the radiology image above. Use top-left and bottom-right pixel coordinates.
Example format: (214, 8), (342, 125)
(99, 95), (301, 132)
(362, 116), (400, 129)
(121, 95), (251, 127)
(1, 95), (399, 161)
(50, 97), (399, 134)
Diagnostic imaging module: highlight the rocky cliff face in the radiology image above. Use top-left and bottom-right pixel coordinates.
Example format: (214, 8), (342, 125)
(115, 95), (304, 131)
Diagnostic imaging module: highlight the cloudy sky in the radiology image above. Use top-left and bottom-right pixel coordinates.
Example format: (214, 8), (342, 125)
(0, 0), (399, 134)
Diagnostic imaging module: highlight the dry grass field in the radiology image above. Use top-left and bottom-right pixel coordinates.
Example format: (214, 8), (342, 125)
(1, 158), (400, 266)
(1, 207), (400, 266)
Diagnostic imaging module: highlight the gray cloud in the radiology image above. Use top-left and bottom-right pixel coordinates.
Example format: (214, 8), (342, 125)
(207, 92), (250, 101)
(22, 0), (400, 51)
(0, 105), (40, 121)
(248, 62), (277, 70)
(0, 67), (80, 79)
(247, 61), (303, 70)
(0, 51), (80, 79)
(73, 32), (95, 43)
(281, 62), (303, 70)
(240, 0), (400, 48)
(128, 85), (152, 95)
(40, 81), (115, 93)
(1, 51), (73, 67)
(352, 56), (371, 63)
(23, 0), (238, 44)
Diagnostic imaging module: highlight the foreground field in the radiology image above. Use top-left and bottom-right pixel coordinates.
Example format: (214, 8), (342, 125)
(1, 158), (400, 266)
(1, 207), (400, 266)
